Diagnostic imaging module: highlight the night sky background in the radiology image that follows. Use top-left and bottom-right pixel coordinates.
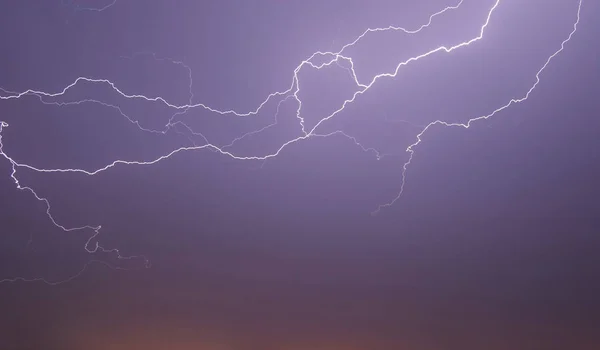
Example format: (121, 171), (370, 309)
(1, 0), (599, 349)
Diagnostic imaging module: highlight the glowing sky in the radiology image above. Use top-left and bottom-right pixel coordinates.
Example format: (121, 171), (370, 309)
(1, 0), (599, 349)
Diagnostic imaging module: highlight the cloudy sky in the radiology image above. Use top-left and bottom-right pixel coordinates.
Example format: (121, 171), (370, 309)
(1, 0), (599, 349)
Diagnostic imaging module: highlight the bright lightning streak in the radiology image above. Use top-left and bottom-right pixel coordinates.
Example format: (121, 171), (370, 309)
(0, 0), (583, 284)
(374, 0), (584, 214)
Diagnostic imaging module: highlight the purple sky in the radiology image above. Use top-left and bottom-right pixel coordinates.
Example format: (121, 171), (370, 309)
(1, 0), (599, 349)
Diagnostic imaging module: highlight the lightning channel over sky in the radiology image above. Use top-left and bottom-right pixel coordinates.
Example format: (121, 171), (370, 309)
(61, 0), (118, 13)
(0, 0), (585, 286)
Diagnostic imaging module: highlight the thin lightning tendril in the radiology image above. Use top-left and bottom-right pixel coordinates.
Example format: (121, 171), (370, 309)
(62, 0), (118, 13)
(0, 0), (583, 284)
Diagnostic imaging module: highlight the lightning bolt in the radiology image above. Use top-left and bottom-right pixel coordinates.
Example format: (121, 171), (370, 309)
(0, 0), (583, 284)
(374, 0), (584, 214)
(61, 0), (118, 13)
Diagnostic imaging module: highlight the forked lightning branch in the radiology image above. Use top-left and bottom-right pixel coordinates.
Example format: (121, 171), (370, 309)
(0, 0), (583, 284)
